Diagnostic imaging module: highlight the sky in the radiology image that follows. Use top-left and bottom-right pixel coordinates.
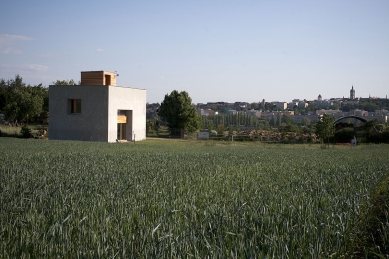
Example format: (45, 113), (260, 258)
(1, 0), (388, 104)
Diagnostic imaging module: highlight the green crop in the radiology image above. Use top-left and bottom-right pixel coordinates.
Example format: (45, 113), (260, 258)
(1, 138), (388, 258)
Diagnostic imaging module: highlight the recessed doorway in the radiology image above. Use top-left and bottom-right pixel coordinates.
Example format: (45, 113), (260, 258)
(117, 110), (133, 141)
(105, 74), (111, 85)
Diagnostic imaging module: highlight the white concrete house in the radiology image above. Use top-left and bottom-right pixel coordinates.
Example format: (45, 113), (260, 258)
(49, 71), (146, 142)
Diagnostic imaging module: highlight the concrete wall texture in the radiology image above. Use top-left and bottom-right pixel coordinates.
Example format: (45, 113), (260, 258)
(49, 84), (146, 142)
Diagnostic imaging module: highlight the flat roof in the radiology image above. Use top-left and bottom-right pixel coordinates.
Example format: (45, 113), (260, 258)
(81, 70), (116, 73)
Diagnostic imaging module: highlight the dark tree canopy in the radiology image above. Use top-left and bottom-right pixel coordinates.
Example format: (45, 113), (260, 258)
(158, 90), (200, 135)
(0, 75), (48, 123)
(0, 75), (25, 111)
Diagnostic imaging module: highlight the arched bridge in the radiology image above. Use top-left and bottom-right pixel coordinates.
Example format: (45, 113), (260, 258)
(333, 115), (368, 124)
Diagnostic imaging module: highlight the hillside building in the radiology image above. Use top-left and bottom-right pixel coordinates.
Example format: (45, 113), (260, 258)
(275, 102), (287, 110)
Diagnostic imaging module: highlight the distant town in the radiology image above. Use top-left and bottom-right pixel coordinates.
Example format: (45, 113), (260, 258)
(147, 86), (389, 124)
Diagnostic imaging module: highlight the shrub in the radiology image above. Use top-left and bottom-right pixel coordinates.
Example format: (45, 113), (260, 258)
(334, 128), (356, 143)
(20, 125), (31, 138)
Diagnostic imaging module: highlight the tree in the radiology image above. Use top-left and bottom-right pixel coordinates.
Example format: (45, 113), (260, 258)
(282, 124), (300, 133)
(236, 125), (241, 135)
(153, 117), (160, 134)
(52, 79), (77, 85)
(207, 120), (214, 131)
(301, 117), (311, 126)
(1, 75), (49, 125)
(250, 102), (259, 110)
(158, 90), (200, 136)
(276, 114), (281, 126)
(228, 126), (233, 136)
(146, 120), (153, 134)
(269, 116), (275, 126)
(1, 75), (46, 123)
(315, 114), (335, 147)
(334, 128), (356, 143)
(0, 75), (24, 112)
(3, 86), (43, 123)
(281, 114), (294, 125)
(217, 124), (225, 135)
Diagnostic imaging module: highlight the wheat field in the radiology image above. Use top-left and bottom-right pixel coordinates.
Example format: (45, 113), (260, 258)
(1, 138), (388, 258)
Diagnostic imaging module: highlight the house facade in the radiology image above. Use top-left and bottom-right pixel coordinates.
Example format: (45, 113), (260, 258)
(49, 71), (146, 142)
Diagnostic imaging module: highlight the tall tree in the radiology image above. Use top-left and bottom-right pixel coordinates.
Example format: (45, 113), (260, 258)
(315, 114), (335, 147)
(158, 90), (200, 136)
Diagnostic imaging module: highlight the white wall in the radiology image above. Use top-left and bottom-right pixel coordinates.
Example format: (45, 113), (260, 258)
(107, 86), (146, 142)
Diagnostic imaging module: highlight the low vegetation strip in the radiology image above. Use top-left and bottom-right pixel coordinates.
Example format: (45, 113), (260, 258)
(0, 138), (389, 258)
(347, 176), (389, 258)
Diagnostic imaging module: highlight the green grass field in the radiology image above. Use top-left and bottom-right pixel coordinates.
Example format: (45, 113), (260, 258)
(1, 138), (388, 258)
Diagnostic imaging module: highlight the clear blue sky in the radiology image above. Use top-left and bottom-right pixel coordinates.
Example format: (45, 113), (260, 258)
(1, 0), (388, 104)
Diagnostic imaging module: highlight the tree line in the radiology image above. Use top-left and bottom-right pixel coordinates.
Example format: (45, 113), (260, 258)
(1, 77), (387, 144)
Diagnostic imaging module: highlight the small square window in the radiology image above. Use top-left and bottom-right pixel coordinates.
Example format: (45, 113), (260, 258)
(69, 99), (81, 114)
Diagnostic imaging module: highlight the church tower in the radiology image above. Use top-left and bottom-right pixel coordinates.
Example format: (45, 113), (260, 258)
(318, 94), (322, 101)
(350, 85), (355, 100)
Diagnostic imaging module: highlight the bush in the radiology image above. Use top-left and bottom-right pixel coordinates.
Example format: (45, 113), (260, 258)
(20, 125), (32, 138)
(334, 128), (356, 143)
